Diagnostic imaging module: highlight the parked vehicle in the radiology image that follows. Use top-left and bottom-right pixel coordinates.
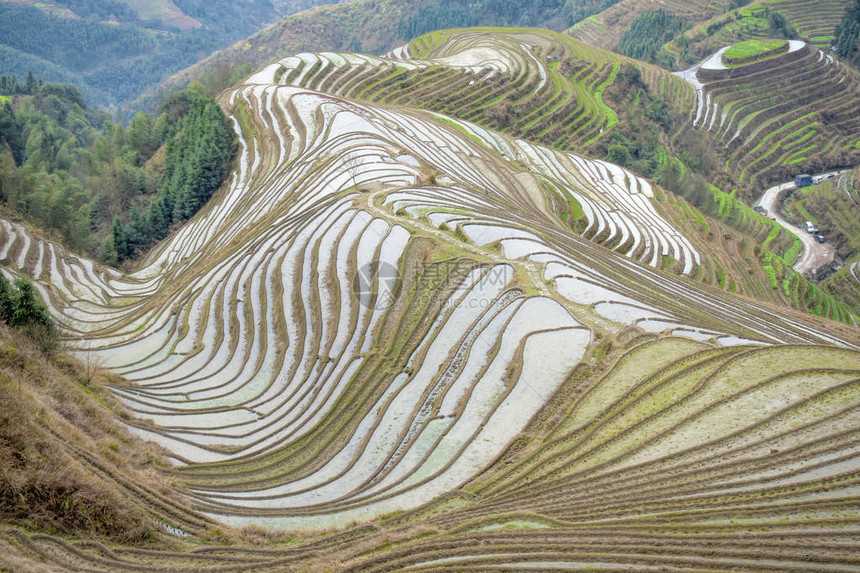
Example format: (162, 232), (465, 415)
(805, 221), (816, 233)
(815, 234), (826, 244)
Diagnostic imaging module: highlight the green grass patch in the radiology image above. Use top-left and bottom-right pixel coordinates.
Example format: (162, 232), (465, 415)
(781, 236), (801, 266)
(233, 100), (255, 140)
(661, 256), (676, 272)
(761, 253), (778, 289)
(794, 200), (816, 225)
(567, 192), (584, 221)
(723, 39), (787, 64)
(432, 114), (485, 148)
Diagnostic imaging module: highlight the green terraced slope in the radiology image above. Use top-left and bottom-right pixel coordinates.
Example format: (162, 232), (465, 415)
(677, 40), (860, 196)
(247, 27), (696, 155)
(680, 0), (850, 57)
(569, 0), (850, 53)
(569, 0), (727, 51)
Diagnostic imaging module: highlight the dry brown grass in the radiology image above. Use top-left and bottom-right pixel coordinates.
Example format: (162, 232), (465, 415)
(0, 536), (61, 573)
(201, 524), (300, 546)
(0, 324), (176, 544)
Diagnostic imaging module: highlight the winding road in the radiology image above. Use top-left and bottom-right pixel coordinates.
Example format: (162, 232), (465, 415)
(756, 172), (841, 275)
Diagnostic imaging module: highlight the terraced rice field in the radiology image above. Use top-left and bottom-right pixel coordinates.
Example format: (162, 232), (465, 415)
(758, 0), (849, 44)
(682, 0), (850, 54)
(679, 39), (860, 194)
(3, 30), (860, 572)
(246, 28), (693, 153)
(244, 29), (850, 317)
(0, 34), (857, 531)
(7, 338), (860, 571)
(568, 0), (728, 50)
(568, 0), (860, 193)
(254, 26), (860, 202)
(570, 0), (850, 53)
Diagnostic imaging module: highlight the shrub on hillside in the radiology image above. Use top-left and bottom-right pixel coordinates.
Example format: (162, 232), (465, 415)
(0, 274), (57, 351)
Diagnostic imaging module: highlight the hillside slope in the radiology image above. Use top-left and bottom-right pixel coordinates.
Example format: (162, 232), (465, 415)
(393, 29), (860, 198)
(0, 323), (210, 552)
(675, 39), (860, 195)
(569, 0), (726, 50)
(249, 27), (855, 317)
(569, 0), (851, 53)
(2, 27), (860, 573)
(152, 0), (577, 105)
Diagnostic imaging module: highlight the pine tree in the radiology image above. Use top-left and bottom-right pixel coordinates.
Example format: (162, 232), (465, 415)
(0, 273), (13, 324)
(112, 216), (128, 260)
(10, 277), (52, 329)
(25, 71), (36, 95)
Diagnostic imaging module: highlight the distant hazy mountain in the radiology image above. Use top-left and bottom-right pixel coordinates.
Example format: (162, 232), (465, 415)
(0, 0), (339, 106)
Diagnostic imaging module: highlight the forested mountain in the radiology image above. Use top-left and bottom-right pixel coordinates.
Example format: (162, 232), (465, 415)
(0, 76), (234, 266)
(0, 0), (335, 106)
(397, 0), (574, 39)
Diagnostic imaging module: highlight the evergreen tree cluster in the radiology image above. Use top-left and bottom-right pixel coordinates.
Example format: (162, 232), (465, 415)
(0, 75), (234, 267)
(619, 10), (688, 69)
(0, 77), (169, 258)
(397, 5), (478, 40)
(763, 6), (798, 40)
(111, 92), (235, 262)
(0, 274), (56, 349)
(0, 73), (44, 98)
(0, 275), (52, 330)
(835, 0), (860, 64)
